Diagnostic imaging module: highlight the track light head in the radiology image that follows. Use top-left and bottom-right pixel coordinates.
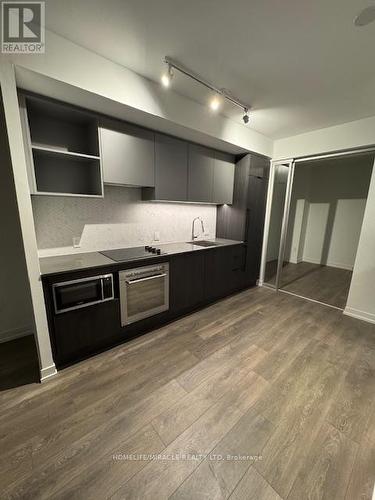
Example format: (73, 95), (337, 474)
(243, 109), (249, 124)
(209, 95), (221, 111)
(354, 6), (375, 26)
(161, 64), (173, 88)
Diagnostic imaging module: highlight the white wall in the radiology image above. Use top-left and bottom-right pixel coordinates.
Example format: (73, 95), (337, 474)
(274, 116), (375, 160)
(285, 156), (373, 270)
(346, 158), (375, 323)
(32, 186), (217, 257)
(0, 93), (34, 343)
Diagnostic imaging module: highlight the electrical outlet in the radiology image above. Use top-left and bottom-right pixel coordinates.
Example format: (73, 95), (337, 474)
(154, 231), (160, 241)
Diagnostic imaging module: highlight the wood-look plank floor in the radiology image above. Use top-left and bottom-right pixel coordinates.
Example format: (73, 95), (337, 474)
(266, 261), (352, 309)
(0, 286), (374, 500)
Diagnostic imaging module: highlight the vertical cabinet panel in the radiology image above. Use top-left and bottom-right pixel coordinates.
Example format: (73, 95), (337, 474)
(245, 175), (268, 285)
(170, 252), (205, 314)
(204, 245), (246, 301)
(144, 134), (188, 201)
(100, 120), (155, 187)
(212, 152), (235, 204)
(155, 134), (188, 200)
(216, 153), (270, 288)
(216, 155), (250, 240)
(188, 144), (215, 202)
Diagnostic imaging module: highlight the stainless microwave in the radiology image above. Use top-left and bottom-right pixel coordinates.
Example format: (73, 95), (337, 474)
(53, 274), (114, 314)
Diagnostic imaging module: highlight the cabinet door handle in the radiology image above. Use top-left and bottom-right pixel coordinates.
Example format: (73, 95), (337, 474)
(244, 208), (250, 243)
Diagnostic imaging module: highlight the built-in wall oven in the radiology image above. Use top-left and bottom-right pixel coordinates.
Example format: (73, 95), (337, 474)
(53, 274), (114, 314)
(119, 263), (169, 326)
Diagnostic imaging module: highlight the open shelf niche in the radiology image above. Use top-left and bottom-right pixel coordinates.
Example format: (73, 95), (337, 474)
(20, 94), (103, 197)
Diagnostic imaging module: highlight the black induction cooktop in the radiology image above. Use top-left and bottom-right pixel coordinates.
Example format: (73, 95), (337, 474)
(100, 246), (167, 263)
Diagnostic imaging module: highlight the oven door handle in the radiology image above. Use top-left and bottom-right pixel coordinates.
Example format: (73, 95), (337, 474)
(125, 273), (167, 285)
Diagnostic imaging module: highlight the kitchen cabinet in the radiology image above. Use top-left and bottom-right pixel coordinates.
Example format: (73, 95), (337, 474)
(100, 119), (155, 187)
(170, 244), (245, 314)
(245, 174), (268, 285)
(145, 140), (235, 204)
(143, 134), (188, 201)
(204, 245), (245, 301)
(212, 152), (235, 204)
(43, 243), (247, 367)
(52, 299), (121, 367)
(170, 252), (205, 314)
(187, 144), (215, 202)
(19, 94), (103, 198)
(216, 153), (269, 287)
(21, 93), (235, 203)
(187, 145), (235, 204)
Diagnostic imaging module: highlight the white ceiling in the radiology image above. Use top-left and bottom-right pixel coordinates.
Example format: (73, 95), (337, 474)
(44, 0), (375, 139)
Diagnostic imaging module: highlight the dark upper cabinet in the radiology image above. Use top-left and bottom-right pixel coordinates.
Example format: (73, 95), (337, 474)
(100, 119), (155, 187)
(212, 152), (235, 204)
(187, 145), (234, 204)
(188, 144), (215, 202)
(143, 134), (188, 201)
(21, 93), (236, 201)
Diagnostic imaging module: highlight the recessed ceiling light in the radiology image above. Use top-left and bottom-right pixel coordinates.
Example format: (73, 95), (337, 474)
(354, 6), (375, 26)
(209, 96), (221, 111)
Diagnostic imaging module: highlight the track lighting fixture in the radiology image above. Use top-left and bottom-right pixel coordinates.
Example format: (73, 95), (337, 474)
(162, 56), (250, 124)
(161, 64), (173, 88)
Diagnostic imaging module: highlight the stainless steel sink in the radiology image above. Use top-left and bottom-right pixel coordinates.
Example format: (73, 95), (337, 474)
(188, 240), (220, 247)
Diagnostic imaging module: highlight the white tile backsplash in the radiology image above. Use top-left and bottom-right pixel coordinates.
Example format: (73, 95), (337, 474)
(32, 185), (217, 257)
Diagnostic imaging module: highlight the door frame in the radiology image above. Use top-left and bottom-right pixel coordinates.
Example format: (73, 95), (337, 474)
(259, 159), (295, 289)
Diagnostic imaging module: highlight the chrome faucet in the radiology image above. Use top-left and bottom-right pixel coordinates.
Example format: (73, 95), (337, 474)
(192, 217), (205, 240)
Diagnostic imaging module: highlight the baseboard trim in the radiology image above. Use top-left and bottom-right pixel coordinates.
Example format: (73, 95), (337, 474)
(288, 257), (303, 265)
(40, 364), (57, 381)
(343, 306), (375, 325)
(0, 326), (34, 343)
(302, 258), (353, 271)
